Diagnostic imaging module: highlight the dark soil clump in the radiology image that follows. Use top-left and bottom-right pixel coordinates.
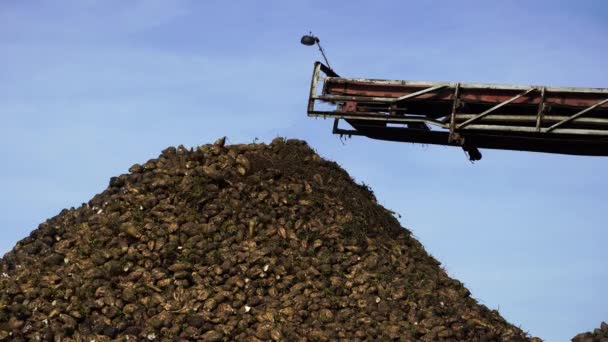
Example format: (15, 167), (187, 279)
(1, 138), (535, 341)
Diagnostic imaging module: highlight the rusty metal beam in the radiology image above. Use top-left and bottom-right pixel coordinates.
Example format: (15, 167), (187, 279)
(536, 87), (546, 132)
(465, 124), (608, 136)
(393, 84), (447, 103)
(457, 88), (536, 129)
(325, 79), (608, 109)
(308, 110), (446, 126)
(307, 62), (608, 159)
(455, 114), (608, 126)
(449, 83), (461, 141)
(316, 94), (395, 103)
(326, 77), (608, 95)
(334, 124), (608, 157)
(546, 97), (608, 132)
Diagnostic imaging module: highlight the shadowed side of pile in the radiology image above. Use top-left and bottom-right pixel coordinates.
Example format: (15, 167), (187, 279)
(0, 138), (532, 341)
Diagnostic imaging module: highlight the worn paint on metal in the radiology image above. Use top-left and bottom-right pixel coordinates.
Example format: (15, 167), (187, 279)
(307, 62), (608, 158)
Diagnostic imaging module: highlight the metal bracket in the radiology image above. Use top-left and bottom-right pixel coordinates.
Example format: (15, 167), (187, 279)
(449, 82), (461, 142)
(457, 88), (536, 129)
(535, 87), (546, 132)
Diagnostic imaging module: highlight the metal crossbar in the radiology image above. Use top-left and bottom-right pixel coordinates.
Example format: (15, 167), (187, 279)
(546, 97), (608, 132)
(393, 85), (447, 103)
(457, 88), (536, 129)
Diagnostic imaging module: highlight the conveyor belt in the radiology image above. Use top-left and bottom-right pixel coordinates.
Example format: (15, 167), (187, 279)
(307, 62), (608, 160)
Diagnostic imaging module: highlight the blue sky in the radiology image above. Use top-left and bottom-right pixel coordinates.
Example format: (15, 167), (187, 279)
(1, 1), (607, 340)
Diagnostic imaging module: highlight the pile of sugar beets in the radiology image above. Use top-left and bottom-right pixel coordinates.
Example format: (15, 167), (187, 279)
(1, 138), (547, 341)
(572, 322), (608, 342)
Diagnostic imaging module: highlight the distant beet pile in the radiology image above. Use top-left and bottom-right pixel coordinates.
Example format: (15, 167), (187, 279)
(0, 138), (534, 341)
(572, 322), (608, 342)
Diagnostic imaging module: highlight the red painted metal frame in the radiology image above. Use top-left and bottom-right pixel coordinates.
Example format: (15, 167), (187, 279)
(325, 79), (608, 109)
(307, 62), (608, 159)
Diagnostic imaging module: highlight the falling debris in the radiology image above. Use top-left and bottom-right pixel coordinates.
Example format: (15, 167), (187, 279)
(0, 138), (536, 341)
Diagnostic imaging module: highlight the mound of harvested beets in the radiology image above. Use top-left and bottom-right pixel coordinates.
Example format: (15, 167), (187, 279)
(572, 322), (608, 342)
(0, 138), (535, 341)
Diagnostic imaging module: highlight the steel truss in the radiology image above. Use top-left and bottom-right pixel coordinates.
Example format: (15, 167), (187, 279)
(307, 62), (608, 160)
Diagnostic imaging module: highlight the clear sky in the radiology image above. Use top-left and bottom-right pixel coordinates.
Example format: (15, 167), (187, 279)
(1, 1), (607, 340)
